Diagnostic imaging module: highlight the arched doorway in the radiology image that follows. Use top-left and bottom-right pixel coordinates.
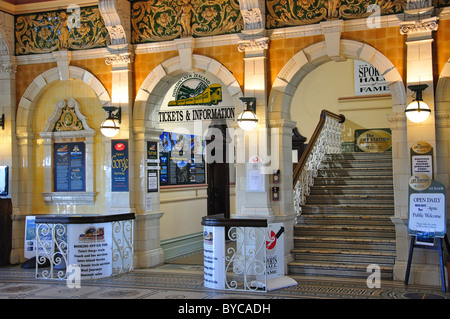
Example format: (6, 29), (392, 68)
(133, 55), (243, 262)
(268, 39), (406, 278)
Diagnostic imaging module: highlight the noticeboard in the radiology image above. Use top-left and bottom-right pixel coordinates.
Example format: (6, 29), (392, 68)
(159, 131), (205, 186)
(54, 142), (86, 192)
(408, 175), (447, 238)
(410, 141), (433, 179)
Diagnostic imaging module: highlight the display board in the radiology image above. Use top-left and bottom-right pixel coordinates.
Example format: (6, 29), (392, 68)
(54, 142), (86, 192)
(408, 175), (446, 238)
(111, 140), (129, 192)
(159, 131), (205, 186)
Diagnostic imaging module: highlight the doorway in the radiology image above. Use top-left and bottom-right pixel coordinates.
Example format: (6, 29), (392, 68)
(206, 123), (230, 218)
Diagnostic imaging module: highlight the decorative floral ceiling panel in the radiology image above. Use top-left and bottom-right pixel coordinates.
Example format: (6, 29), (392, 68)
(131, 0), (243, 43)
(15, 6), (110, 55)
(266, 0), (406, 29)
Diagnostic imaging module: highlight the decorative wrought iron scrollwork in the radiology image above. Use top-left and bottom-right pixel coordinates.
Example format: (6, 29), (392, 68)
(112, 219), (134, 275)
(225, 226), (267, 292)
(36, 223), (68, 280)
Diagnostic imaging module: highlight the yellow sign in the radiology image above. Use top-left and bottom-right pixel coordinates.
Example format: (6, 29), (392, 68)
(409, 174), (432, 191)
(356, 129), (392, 152)
(411, 141), (432, 154)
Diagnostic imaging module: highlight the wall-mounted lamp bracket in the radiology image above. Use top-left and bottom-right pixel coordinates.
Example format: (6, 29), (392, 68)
(102, 106), (121, 124)
(239, 97), (257, 113)
(0, 114), (4, 130)
(405, 84), (431, 123)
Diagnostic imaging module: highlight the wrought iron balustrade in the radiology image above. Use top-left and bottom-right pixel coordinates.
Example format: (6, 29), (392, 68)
(292, 110), (345, 219)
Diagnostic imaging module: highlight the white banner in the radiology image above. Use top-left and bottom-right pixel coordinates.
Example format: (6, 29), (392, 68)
(354, 60), (390, 96)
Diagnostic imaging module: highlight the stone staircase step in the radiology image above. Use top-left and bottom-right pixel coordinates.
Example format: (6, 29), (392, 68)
(321, 160), (392, 169)
(310, 185), (393, 195)
(305, 194), (393, 205)
(293, 236), (396, 251)
(301, 204), (394, 214)
(297, 214), (393, 226)
(294, 225), (395, 238)
(288, 261), (393, 279)
(313, 176), (393, 186)
(318, 167), (393, 177)
(291, 248), (396, 264)
(325, 152), (392, 161)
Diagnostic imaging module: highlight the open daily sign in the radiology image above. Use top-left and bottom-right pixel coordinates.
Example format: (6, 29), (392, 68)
(408, 175), (447, 238)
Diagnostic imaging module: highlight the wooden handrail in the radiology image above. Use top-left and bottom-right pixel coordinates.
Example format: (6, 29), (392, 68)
(292, 110), (345, 186)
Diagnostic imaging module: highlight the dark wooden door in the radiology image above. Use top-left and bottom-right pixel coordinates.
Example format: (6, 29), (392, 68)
(206, 123), (230, 218)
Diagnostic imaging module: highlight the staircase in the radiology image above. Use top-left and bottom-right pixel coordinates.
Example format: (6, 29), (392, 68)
(288, 152), (396, 279)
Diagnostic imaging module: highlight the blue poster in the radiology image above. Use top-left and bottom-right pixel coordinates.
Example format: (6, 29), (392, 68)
(54, 142), (85, 192)
(111, 140), (129, 192)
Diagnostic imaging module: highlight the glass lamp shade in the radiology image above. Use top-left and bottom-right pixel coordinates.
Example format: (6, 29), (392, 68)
(237, 110), (258, 131)
(100, 118), (120, 137)
(405, 100), (431, 123)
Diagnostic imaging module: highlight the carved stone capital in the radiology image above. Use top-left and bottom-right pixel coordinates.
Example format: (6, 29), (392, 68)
(400, 16), (439, 35)
(105, 52), (134, 65)
(238, 37), (269, 53)
(0, 63), (16, 74)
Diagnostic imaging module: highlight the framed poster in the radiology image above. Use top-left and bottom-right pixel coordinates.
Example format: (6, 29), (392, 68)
(54, 142), (86, 192)
(111, 140), (129, 192)
(159, 131), (205, 186)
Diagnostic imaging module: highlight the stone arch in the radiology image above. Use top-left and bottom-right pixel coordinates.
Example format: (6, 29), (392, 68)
(16, 66), (111, 137)
(268, 39), (406, 121)
(133, 54), (243, 131)
(436, 58), (450, 107)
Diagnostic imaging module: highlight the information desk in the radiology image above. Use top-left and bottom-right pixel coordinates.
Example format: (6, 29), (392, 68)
(34, 213), (134, 280)
(201, 214), (287, 292)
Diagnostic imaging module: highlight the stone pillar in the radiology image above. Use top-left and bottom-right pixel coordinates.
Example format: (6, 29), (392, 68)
(235, 36), (273, 218)
(393, 4), (442, 286)
(104, 51), (135, 214)
(133, 127), (164, 267)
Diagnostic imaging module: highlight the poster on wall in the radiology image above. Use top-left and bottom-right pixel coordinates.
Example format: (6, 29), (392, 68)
(411, 141), (433, 179)
(159, 131), (205, 186)
(354, 60), (391, 96)
(67, 223), (112, 279)
(54, 142), (86, 192)
(111, 140), (129, 192)
(147, 141), (159, 193)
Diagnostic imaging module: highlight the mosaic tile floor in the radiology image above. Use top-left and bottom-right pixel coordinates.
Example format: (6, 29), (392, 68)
(0, 262), (449, 300)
